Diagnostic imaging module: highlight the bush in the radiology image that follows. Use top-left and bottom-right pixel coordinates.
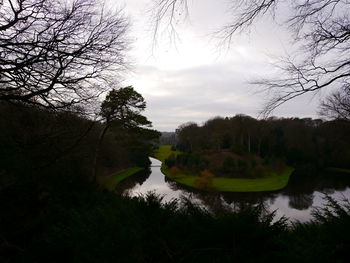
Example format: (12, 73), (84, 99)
(221, 156), (237, 174)
(168, 166), (182, 175)
(175, 153), (209, 171)
(165, 153), (176, 167)
(194, 169), (214, 189)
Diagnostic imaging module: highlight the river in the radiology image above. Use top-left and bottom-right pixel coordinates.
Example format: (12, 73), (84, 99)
(117, 157), (350, 222)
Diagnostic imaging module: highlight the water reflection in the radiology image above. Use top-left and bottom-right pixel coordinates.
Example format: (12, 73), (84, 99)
(116, 168), (151, 194)
(288, 193), (314, 210)
(120, 158), (188, 202)
(119, 158), (350, 222)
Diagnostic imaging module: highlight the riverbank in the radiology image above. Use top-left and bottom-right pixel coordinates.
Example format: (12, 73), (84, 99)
(105, 167), (144, 191)
(155, 146), (293, 192)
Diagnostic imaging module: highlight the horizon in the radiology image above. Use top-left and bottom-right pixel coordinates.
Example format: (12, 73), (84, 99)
(157, 114), (326, 133)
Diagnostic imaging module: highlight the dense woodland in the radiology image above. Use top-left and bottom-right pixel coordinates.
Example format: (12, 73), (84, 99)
(174, 115), (350, 170)
(0, 100), (161, 261)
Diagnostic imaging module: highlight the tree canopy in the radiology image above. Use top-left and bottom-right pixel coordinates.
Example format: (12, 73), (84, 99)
(100, 86), (152, 129)
(0, 0), (129, 110)
(175, 115), (350, 168)
(320, 86), (350, 121)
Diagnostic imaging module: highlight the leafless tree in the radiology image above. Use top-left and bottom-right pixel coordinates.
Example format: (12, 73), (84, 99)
(152, 0), (350, 116)
(151, 0), (189, 48)
(0, 0), (129, 110)
(320, 85), (350, 120)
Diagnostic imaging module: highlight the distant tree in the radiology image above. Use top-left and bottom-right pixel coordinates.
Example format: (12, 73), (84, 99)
(203, 117), (229, 151)
(153, 0), (350, 116)
(0, 0), (129, 110)
(93, 86), (152, 180)
(222, 156), (237, 174)
(320, 86), (350, 120)
(176, 122), (199, 152)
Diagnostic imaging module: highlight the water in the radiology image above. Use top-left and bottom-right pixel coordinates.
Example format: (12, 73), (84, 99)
(118, 157), (350, 223)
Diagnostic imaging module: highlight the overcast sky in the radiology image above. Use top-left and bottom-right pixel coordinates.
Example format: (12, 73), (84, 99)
(108, 0), (323, 131)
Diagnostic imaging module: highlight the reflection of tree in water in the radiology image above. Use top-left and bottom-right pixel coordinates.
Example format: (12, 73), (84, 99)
(132, 167), (350, 217)
(288, 193), (314, 210)
(284, 169), (350, 197)
(192, 192), (232, 214)
(164, 176), (279, 214)
(221, 192), (278, 215)
(282, 169), (350, 210)
(164, 177), (229, 213)
(164, 176), (181, 192)
(115, 168), (151, 194)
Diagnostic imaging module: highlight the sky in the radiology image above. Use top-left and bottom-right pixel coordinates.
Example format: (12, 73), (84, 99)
(108, 0), (323, 131)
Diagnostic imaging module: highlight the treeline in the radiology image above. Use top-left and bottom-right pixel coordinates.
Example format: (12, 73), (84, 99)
(0, 102), (159, 187)
(175, 115), (350, 169)
(159, 132), (177, 145)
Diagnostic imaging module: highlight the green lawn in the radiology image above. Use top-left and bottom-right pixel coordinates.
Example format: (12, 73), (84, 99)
(154, 145), (181, 162)
(155, 145), (293, 192)
(105, 167), (144, 191)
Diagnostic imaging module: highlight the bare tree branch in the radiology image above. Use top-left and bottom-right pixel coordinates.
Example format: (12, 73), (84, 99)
(152, 0), (350, 116)
(320, 85), (350, 120)
(0, 0), (130, 110)
(150, 0), (189, 49)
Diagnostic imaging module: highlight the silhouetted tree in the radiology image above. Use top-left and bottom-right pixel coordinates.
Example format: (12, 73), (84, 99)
(175, 114), (350, 168)
(93, 86), (153, 180)
(176, 122), (199, 152)
(320, 86), (350, 120)
(0, 0), (128, 110)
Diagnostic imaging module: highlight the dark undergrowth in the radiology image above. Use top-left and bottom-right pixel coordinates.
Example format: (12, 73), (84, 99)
(1, 103), (349, 262)
(1, 182), (349, 263)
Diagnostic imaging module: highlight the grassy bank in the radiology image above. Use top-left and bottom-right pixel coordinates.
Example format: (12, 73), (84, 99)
(105, 167), (144, 191)
(154, 145), (181, 162)
(155, 145), (293, 192)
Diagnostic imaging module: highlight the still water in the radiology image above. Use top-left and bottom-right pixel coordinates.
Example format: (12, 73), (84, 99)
(117, 157), (350, 222)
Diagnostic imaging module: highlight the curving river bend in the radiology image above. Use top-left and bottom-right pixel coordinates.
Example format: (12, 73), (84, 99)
(117, 157), (350, 222)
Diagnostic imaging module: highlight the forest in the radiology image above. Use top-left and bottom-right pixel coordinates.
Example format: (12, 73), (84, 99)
(1, 0), (350, 262)
(174, 115), (350, 169)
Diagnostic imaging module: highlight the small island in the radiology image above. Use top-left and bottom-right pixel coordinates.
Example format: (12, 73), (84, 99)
(155, 145), (293, 192)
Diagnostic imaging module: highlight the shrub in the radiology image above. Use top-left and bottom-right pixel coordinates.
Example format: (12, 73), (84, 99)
(165, 153), (176, 167)
(168, 166), (182, 175)
(221, 156), (237, 174)
(194, 169), (214, 189)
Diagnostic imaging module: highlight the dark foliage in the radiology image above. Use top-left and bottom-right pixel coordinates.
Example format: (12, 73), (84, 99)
(1, 102), (350, 262)
(2, 184), (350, 262)
(175, 115), (350, 169)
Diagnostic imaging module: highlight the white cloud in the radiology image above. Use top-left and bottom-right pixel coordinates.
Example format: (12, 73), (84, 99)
(108, 0), (323, 131)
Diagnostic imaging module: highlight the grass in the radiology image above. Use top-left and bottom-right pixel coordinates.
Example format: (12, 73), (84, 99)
(163, 166), (293, 192)
(154, 145), (181, 162)
(155, 145), (293, 192)
(105, 167), (144, 191)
